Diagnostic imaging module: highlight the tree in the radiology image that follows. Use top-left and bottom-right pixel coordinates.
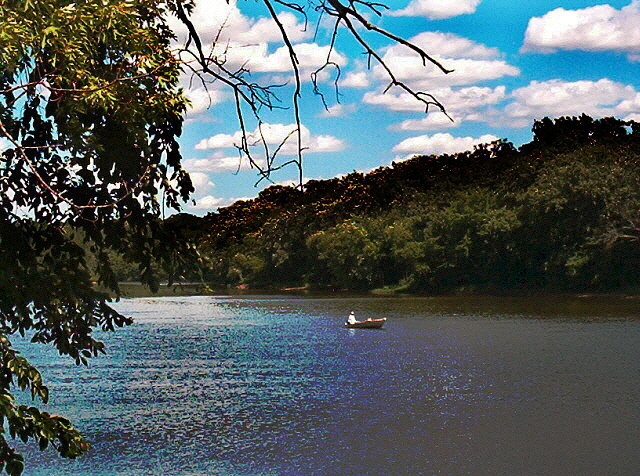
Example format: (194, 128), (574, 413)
(0, 1), (192, 473)
(0, 0), (449, 473)
(173, 0), (451, 186)
(307, 220), (381, 288)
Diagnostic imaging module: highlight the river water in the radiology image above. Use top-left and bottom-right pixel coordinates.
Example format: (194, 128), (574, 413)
(14, 295), (640, 475)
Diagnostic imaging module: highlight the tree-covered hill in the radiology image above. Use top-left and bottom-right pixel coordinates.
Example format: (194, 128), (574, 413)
(176, 115), (640, 293)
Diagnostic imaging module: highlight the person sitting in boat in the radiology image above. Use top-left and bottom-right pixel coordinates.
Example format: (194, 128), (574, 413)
(347, 311), (357, 325)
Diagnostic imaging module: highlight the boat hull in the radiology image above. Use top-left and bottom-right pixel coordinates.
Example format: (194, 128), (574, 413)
(344, 318), (387, 329)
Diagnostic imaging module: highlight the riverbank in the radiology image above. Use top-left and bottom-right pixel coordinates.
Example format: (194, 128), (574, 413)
(116, 281), (640, 300)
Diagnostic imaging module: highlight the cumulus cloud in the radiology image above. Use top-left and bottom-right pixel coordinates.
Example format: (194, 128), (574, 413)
(373, 32), (519, 90)
(195, 123), (346, 155)
(384, 32), (500, 60)
(503, 78), (637, 127)
(364, 85), (506, 131)
(191, 195), (253, 210)
(183, 154), (261, 173)
(195, 133), (242, 150)
(170, 1), (343, 84)
(390, 0), (481, 19)
(365, 85), (506, 113)
(522, 1), (640, 59)
(378, 57), (518, 90)
(318, 103), (356, 117)
(616, 92), (640, 113)
(240, 11), (311, 43)
(169, 0), (309, 45)
(169, 0), (340, 121)
(362, 33), (515, 130)
(192, 195), (225, 210)
(393, 112), (459, 131)
(220, 43), (345, 75)
(606, 90), (640, 121)
(183, 87), (228, 116)
(392, 132), (498, 156)
(341, 71), (370, 88)
(184, 41), (347, 85)
(188, 171), (214, 193)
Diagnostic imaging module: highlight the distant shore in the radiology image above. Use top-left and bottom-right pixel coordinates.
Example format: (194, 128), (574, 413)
(116, 281), (640, 299)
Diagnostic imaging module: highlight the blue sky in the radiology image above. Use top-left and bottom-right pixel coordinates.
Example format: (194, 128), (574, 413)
(173, 0), (640, 213)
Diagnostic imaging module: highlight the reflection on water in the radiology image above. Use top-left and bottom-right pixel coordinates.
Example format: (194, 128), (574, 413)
(13, 295), (640, 475)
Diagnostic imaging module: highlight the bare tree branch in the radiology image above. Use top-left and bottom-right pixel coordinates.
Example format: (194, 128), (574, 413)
(262, 0), (304, 187)
(172, 0), (452, 191)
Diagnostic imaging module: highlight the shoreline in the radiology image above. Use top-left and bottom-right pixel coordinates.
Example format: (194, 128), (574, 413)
(116, 281), (640, 300)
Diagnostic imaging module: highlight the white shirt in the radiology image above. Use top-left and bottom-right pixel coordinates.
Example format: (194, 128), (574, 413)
(347, 313), (357, 324)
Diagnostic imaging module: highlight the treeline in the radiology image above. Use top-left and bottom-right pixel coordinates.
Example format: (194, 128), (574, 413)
(127, 115), (640, 293)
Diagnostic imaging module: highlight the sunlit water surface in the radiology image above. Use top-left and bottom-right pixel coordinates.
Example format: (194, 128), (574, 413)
(13, 296), (640, 475)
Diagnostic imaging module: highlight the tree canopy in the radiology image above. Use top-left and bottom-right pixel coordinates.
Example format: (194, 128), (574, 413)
(0, 0), (450, 473)
(0, 1), (192, 473)
(191, 115), (640, 294)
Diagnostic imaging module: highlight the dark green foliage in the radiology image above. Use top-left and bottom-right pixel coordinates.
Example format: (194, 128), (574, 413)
(197, 115), (640, 294)
(307, 220), (382, 289)
(0, 1), (196, 472)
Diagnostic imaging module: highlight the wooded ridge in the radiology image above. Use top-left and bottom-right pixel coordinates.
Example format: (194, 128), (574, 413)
(126, 115), (640, 294)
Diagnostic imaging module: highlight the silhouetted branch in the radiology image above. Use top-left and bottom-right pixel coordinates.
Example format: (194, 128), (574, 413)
(173, 0), (453, 190)
(0, 121), (153, 217)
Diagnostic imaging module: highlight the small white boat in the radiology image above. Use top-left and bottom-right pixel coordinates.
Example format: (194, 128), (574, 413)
(344, 318), (387, 329)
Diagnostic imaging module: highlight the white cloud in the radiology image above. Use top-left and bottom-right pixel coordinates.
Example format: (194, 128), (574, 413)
(522, 1), (640, 59)
(204, 42), (345, 76)
(374, 32), (519, 89)
(195, 123), (346, 155)
(378, 56), (518, 90)
(365, 85), (507, 131)
(361, 34), (514, 131)
(170, 1), (322, 118)
(184, 154), (260, 173)
(614, 91), (640, 113)
(611, 91), (640, 119)
(169, 0), (309, 46)
(183, 87), (228, 116)
(392, 132), (498, 155)
(390, 0), (481, 19)
(503, 78), (637, 127)
(393, 112), (459, 131)
(188, 171), (214, 193)
(193, 195), (225, 210)
(190, 195), (255, 211)
(365, 85), (506, 113)
(190, 41), (346, 84)
(195, 132), (242, 150)
(341, 72), (370, 88)
(170, 1), (342, 86)
(384, 31), (500, 60)
(301, 133), (346, 154)
(318, 103), (356, 117)
(168, 0), (246, 42)
(192, 195), (254, 211)
(241, 11), (311, 44)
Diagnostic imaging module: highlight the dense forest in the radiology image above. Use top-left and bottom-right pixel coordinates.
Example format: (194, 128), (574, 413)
(115, 115), (640, 294)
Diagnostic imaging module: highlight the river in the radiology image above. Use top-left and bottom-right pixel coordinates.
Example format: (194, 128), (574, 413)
(14, 295), (640, 475)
